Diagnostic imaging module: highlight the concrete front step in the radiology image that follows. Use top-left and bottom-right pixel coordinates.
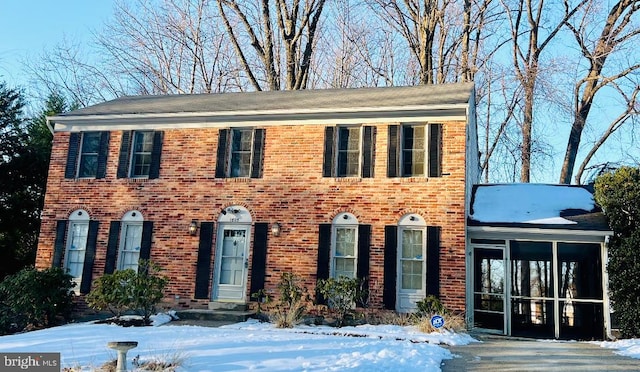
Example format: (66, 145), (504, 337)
(175, 309), (254, 323)
(208, 301), (248, 311)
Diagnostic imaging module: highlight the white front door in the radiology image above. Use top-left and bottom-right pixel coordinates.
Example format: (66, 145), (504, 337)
(397, 227), (426, 312)
(213, 226), (250, 301)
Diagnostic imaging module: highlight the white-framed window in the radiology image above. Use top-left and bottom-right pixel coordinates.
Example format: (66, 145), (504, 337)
(331, 212), (359, 278)
(229, 128), (254, 177)
(77, 132), (101, 178)
(118, 210), (144, 271)
(398, 214), (427, 291)
(130, 131), (154, 177)
(65, 209), (90, 290)
(401, 124), (427, 177)
(336, 126), (362, 177)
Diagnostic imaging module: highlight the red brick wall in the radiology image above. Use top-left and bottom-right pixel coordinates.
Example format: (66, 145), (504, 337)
(36, 121), (468, 312)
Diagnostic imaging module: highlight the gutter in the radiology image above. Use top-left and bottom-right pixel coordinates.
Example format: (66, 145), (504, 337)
(45, 116), (54, 135)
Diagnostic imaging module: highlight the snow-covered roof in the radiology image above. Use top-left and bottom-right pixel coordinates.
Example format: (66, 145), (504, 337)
(469, 184), (609, 231)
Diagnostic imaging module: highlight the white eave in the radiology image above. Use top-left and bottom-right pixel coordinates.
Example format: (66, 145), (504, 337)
(468, 225), (613, 242)
(47, 103), (469, 132)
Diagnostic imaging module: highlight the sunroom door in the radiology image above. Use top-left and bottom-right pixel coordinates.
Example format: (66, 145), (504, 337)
(473, 246), (507, 334)
(213, 226), (250, 301)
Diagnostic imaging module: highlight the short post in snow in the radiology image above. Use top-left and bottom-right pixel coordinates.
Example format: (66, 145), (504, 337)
(107, 341), (138, 372)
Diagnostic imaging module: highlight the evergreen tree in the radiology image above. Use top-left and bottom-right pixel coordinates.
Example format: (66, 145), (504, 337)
(595, 166), (640, 337)
(0, 84), (64, 279)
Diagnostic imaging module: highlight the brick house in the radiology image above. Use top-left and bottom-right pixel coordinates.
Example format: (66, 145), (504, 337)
(36, 83), (479, 314)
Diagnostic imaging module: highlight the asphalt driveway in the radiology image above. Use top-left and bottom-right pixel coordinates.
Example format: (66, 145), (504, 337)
(441, 334), (640, 371)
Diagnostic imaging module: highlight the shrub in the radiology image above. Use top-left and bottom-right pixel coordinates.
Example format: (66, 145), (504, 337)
(86, 260), (168, 323)
(415, 295), (449, 317)
(316, 276), (366, 327)
(268, 272), (308, 328)
(416, 312), (467, 333)
(595, 167), (640, 337)
(0, 267), (74, 334)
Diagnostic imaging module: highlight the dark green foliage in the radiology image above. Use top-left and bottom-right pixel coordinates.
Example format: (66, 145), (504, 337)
(277, 272), (305, 307)
(415, 295), (449, 317)
(0, 267), (74, 335)
(86, 261), (168, 323)
(595, 167), (640, 337)
(0, 84), (67, 279)
(316, 276), (366, 327)
(270, 272), (308, 328)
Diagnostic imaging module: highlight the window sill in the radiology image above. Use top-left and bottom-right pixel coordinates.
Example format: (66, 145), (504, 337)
(331, 177), (362, 183)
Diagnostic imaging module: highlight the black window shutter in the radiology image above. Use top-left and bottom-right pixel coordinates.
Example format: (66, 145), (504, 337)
(215, 129), (230, 178)
(149, 131), (164, 179)
(250, 223), (269, 297)
(65, 133), (81, 179)
(316, 224), (332, 304)
(117, 131), (132, 178)
(383, 225), (398, 310)
(105, 221), (121, 274)
(194, 222), (214, 299)
(80, 221), (99, 294)
(426, 226), (441, 297)
(357, 224), (371, 307)
(357, 225), (371, 280)
(139, 221), (154, 268)
(53, 220), (68, 267)
(362, 126), (375, 178)
(96, 132), (110, 179)
(250, 129), (265, 178)
(387, 125), (400, 177)
(428, 124), (443, 177)
(322, 127), (335, 177)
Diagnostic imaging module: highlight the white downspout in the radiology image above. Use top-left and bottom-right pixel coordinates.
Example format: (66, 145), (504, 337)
(603, 235), (614, 340)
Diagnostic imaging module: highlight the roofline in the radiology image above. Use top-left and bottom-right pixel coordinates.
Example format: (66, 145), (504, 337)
(467, 225), (613, 237)
(48, 104), (469, 132)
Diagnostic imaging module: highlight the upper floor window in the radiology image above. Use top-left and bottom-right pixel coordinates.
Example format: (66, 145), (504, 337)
(117, 130), (164, 179)
(331, 213), (359, 278)
(65, 131), (109, 179)
(215, 128), (265, 178)
(323, 126), (375, 178)
(387, 123), (442, 178)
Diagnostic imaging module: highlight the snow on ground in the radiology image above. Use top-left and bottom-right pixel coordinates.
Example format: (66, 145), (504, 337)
(597, 339), (640, 360)
(0, 315), (476, 371)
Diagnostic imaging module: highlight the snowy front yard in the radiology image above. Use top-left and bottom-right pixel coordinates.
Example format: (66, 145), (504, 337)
(0, 316), (475, 371)
(1, 315), (639, 371)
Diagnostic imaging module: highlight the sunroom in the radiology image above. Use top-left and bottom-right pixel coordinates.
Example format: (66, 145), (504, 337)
(466, 184), (613, 340)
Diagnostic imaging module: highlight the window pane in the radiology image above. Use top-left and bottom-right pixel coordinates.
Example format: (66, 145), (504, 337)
(401, 260), (423, 290)
(402, 125), (425, 176)
(120, 223), (142, 271)
(557, 243), (602, 300)
(337, 127), (360, 177)
(230, 129), (253, 177)
(66, 223), (88, 279)
(402, 229), (423, 259)
(131, 132), (153, 177)
(335, 228), (355, 256)
(334, 258), (355, 278)
(78, 132), (101, 177)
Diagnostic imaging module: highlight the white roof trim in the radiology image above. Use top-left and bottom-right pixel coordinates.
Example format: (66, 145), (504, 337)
(468, 225), (613, 237)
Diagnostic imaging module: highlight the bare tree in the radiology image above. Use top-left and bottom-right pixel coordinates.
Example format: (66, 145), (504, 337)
(499, 0), (588, 182)
(97, 0), (236, 95)
(217, 0), (327, 91)
(559, 0), (640, 184)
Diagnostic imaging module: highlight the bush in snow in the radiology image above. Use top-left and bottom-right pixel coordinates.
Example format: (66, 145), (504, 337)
(595, 166), (640, 338)
(86, 260), (168, 324)
(269, 272), (309, 328)
(0, 266), (74, 334)
(316, 276), (367, 327)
